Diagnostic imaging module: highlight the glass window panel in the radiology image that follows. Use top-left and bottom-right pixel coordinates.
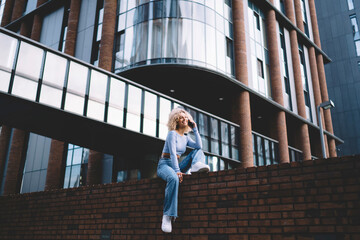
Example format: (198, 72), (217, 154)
(108, 78), (125, 126)
(201, 136), (209, 152)
(70, 165), (81, 188)
(126, 85), (142, 132)
(134, 22), (149, 62)
(163, 19), (178, 58)
(38, 170), (47, 192)
(29, 171), (40, 192)
(96, 24), (103, 42)
(164, 0), (177, 18)
(89, 70), (107, 102)
(215, 0), (224, 15)
(206, 25), (216, 67)
(124, 27), (134, 66)
(67, 61), (88, 96)
(159, 97), (171, 139)
(12, 76), (38, 100)
(178, 19), (192, 59)
(118, 13), (126, 31)
(16, 42), (44, 80)
(216, 13), (224, 33)
(42, 53), (67, 87)
(126, 9), (136, 28)
(232, 146), (239, 160)
(221, 122), (229, 143)
(211, 139), (219, 154)
(0, 70), (10, 92)
(143, 91), (157, 136)
(257, 137), (264, 166)
(150, 19), (162, 59)
(193, 3), (205, 22)
(63, 166), (71, 188)
(193, 21), (205, 63)
(21, 172), (31, 193)
(205, 7), (215, 26)
(210, 118), (219, 139)
(39, 85), (63, 108)
(114, 32), (125, 71)
(119, 0), (127, 13)
(198, 113), (208, 136)
(65, 93), (84, 115)
(87, 100), (105, 121)
(66, 149), (73, 166)
(193, 0), (204, 4)
(348, 0), (354, 10)
(205, 0), (215, 9)
(222, 143), (229, 157)
(217, 31), (226, 71)
(209, 156), (218, 171)
(0, 33), (17, 71)
(355, 40), (360, 56)
(179, 1), (192, 18)
(72, 147), (82, 165)
(219, 159), (225, 170)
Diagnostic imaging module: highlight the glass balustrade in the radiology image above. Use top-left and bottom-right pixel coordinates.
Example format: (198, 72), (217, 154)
(0, 28), (240, 167)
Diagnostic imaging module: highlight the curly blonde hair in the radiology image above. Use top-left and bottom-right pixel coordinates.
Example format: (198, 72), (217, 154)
(167, 108), (194, 133)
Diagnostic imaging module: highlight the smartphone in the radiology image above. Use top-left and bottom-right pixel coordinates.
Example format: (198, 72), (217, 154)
(188, 121), (194, 128)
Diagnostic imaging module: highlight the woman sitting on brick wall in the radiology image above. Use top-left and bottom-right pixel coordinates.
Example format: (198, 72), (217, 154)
(157, 108), (210, 233)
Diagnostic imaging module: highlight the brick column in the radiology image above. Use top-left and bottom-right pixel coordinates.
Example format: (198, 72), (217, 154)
(0, 126), (12, 188)
(284, 0), (312, 160)
(2, 129), (27, 195)
(30, 0), (48, 41)
(293, 0), (304, 31)
(1, 0), (15, 27)
(308, 0), (337, 157)
(45, 140), (66, 190)
(86, 0), (117, 183)
(308, 47), (329, 157)
(44, 0), (82, 190)
(86, 151), (103, 185)
(232, 0), (253, 168)
(10, 0), (26, 22)
(266, 6), (290, 164)
(64, 0), (82, 56)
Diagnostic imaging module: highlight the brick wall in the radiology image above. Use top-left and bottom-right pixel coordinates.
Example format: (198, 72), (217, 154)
(0, 155), (359, 240)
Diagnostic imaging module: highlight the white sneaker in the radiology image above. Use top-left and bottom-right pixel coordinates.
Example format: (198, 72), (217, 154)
(191, 162), (210, 173)
(161, 215), (172, 233)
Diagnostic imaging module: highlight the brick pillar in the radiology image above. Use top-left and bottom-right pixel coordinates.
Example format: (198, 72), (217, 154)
(30, 0), (48, 41)
(64, 0), (82, 56)
(308, 0), (337, 157)
(86, 0), (117, 183)
(19, 19), (31, 38)
(266, 6), (290, 164)
(2, 129), (27, 195)
(0, 126), (12, 188)
(293, 0), (304, 31)
(86, 151), (103, 185)
(308, 47), (329, 157)
(285, 0), (312, 160)
(45, 140), (66, 190)
(10, 0), (26, 22)
(232, 0), (253, 168)
(44, 0), (82, 190)
(1, 0), (15, 27)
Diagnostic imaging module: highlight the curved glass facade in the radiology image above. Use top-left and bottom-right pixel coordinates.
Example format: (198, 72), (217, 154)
(114, 0), (234, 76)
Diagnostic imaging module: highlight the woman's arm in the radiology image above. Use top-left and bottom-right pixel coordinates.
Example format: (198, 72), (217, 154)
(187, 127), (202, 149)
(166, 131), (181, 173)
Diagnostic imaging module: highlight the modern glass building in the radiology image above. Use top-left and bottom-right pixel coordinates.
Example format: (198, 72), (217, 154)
(316, 0), (360, 156)
(0, 0), (341, 195)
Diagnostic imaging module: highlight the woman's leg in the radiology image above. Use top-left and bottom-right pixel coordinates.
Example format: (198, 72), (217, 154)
(157, 161), (179, 217)
(179, 149), (206, 173)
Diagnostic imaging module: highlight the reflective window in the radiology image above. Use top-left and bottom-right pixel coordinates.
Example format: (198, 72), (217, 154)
(248, 2), (271, 98)
(108, 78), (125, 127)
(64, 144), (89, 188)
(279, 26), (292, 110)
(114, 0), (234, 76)
(210, 117), (219, 154)
(143, 91), (157, 136)
(21, 133), (51, 193)
(221, 122), (230, 158)
(299, 44), (312, 121)
(126, 85), (142, 132)
(91, 0), (104, 66)
(65, 61), (88, 114)
(300, 0), (309, 37)
(159, 97), (171, 139)
(39, 53), (67, 108)
(348, 0), (354, 10)
(0, 33), (17, 92)
(87, 70), (108, 121)
(12, 42), (44, 100)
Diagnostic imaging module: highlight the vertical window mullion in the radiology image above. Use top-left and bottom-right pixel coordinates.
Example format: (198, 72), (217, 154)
(8, 39), (21, 94)
(35, 51), (47, 102)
